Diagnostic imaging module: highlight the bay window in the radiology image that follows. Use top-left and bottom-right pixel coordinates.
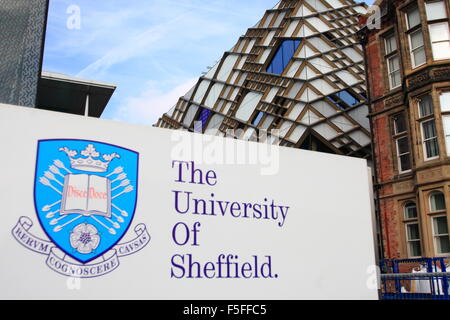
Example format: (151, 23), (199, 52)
(418, 95), (439, 160)
(426, 1), (450, 61)
(440, 92), (450, 155)
(432, 215), (450, 254)
(428, 191), (450, 255)
(406, 6), (426, 68)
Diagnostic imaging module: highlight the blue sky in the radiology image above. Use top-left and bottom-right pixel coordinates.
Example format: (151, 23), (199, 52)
(43, 0), (372, 126)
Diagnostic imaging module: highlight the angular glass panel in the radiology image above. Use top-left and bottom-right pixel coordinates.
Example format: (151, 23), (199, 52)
(194, 108), (211, 132)
(272, 54), (284, 74)
(266, 40), (301, 75)
(252, 111), (264, 127)
(282, 41), (294, 68)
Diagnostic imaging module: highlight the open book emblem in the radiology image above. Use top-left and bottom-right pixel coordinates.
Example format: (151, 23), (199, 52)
(33, 139), (140, 264)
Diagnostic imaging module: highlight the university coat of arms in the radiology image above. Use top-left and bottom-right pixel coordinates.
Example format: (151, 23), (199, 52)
(12, 139), (150, 277)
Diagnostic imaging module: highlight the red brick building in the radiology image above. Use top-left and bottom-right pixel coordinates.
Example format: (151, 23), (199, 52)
(360, 0), (450, 259)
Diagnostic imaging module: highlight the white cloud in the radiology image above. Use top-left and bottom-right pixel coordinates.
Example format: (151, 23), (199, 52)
(76, 12), (189, 79)
(109, 78), (198, 126)
(45, 0), (279, 125)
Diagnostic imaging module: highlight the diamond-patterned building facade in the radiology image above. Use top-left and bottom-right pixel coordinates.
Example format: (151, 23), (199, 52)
(156, 0), (370, 159)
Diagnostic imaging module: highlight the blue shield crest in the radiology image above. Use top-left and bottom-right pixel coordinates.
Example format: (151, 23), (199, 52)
(34, 139), (139, 264)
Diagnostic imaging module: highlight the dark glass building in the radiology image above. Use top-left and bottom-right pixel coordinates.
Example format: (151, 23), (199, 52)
(0, 0), (49, 107)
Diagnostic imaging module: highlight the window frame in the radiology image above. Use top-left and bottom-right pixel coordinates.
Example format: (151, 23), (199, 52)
(392, 113), (412, 173)
(265, 39), (301, 76)
(404, 201), (418, 219)
(405, 221), (423, 258)
(396, 136), (412, 173)
(405, 5), (421, 30)
(432, 214), (450, 255)
(429, 191), (446, 213)
(387, 55), (402, 90)
(383, 33), (402, 90)
(439, 91), (450, 155)
(404, 5), (427, 69)
(428, 22), (450, 61)
(403, 201), (422, 258)
(425, 0), (448, 21)
(418, 95), (440, 161)
(425, 1), (450, 61)
(408, 28), (427, 69)
(421, 118), (440, 160)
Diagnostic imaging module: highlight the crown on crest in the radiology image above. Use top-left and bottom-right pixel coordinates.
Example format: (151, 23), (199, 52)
(59, 144), (120, 173)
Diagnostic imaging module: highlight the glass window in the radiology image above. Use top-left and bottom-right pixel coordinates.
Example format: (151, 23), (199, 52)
(385, 34), (398, 54)
(409, 29), (426, 68)
(336, 90), (360, 106)
(266, 40), (301, 75)
(405, 202), (418, 219)
(433, 215), (450, 254)
(422, 119), (439, 159)
(393, 113), (407, 134)
(442, 116), (450, 155)
(406, 222), (422, 257)
(251, 111), (264, 127)
(425, 1), (448, 21)
(194, 108), (211, 132)
(397, 136), (412, 172)
(406, 6), (421, 29)
(387, 55), (401, 89)
(430, 191), (446, 212)
(441, 92), (450, 112)
(419, 95), (434, 117)
(429, 23), (450, 60)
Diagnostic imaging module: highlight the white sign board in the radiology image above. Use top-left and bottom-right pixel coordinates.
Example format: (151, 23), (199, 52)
(0, 104), (378, 300)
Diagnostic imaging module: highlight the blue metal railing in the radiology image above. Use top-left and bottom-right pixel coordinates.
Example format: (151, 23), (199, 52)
(380, 258), (450, 300)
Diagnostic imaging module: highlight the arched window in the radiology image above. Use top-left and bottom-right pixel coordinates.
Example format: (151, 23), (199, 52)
(430, 191), (446, 212)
